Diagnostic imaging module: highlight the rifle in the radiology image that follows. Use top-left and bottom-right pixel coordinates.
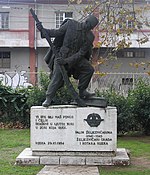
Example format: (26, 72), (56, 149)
(30, 8), (86, 107)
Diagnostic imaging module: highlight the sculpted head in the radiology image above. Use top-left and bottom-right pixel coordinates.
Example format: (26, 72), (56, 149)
(83, 14), (99, 30)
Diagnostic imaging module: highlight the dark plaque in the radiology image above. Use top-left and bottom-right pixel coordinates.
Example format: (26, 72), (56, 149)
(84, 113), (104, 127)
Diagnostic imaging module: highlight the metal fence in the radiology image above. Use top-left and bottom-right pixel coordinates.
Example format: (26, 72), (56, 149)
(0, 71), (150, 95)
(89, 72), (150, 95)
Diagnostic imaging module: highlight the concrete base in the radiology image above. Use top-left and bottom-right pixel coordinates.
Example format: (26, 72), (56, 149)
(37, 165), (99, 175)
(32, 150), (115, 157)
(31, 106), (117, 152)
(16, 148), (130, 166)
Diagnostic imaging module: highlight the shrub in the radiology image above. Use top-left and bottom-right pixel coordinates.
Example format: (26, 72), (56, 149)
(128, 80), (150, 135)
(26, 71), (49, 108)
(96, 88), (135, 134)
(95, 79), (150, 135)
(1, 71), (150, 134)
(39, 70), (50, 91)
(26, 86), (45, 108)
(54, 77), (78, 105)
(26, 71), (77, 107)
(0, 82), (29, 127)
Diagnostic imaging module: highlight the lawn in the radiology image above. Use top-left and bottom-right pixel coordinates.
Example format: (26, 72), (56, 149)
(100, 136), (150, 175)
(0, 129), (150, 175)
(0, 129), (43, 175)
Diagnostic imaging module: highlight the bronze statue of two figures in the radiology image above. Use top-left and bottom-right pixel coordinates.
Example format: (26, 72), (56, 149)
(30, 8), (107, 108)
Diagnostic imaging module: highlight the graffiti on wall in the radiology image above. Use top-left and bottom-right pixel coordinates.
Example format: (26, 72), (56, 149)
(0, 71), (33, 88)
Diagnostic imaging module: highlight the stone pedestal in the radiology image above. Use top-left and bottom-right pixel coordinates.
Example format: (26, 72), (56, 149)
(16, 105), (130, 166)
(31, 105), (117, 153)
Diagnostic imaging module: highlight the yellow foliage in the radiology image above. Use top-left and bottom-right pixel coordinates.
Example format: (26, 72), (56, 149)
(96, 41), (103, 48)
(147, 72), (150, 76)
(97, 59), (106, 65)
(76, 0), (82, 4)
(140, 62), (146, 66)
(129, 63), (133, 67)
(134, 63), (139, 68)
(95, 71), (107, 77)
(113, 63), (122, 69)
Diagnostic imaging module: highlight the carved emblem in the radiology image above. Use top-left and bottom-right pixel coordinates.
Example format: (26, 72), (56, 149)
(84, 113), (104, 127)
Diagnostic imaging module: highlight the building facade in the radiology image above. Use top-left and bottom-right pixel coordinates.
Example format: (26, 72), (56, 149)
(0, 0), (90, 87)
(0, 0), (149, 90)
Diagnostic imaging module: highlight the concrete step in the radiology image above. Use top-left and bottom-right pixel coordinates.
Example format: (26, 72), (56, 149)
(37, 165), (99, 175)
(16, 148), (130, 166)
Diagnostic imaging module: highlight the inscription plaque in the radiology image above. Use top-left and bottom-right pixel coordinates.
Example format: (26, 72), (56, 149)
(31, 105), (117, 152)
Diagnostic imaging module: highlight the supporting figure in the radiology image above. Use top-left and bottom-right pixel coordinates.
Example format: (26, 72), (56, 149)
(36, 15), (99, 107)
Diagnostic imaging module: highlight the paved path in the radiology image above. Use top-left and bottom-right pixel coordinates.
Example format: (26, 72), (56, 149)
(37, 165), (99, 175)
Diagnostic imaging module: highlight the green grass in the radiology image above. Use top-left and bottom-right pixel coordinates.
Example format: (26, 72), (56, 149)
(100, 136), (150, 175)
(118, 136), (150, 157)
(0, 129), (43, 175)
(0, 129), (150, 175)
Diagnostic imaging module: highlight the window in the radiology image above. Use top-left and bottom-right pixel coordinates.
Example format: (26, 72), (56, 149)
(0, 12), (9, 29)
(119, 12), (135, 29)
(123, 51), (145, 58)
(0, 52), (11, 68)
(117, 50), (145, 58)
(135, 51), (145, 58)
(124, 51), (134, 58)
(122, 78), (133, 85)
(55, 12), (73, 28)
(127, 16), (134, 28)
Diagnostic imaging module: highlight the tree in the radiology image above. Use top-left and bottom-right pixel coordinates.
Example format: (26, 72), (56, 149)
(69, 0), (150, 47)
(68, 0), (150, 72)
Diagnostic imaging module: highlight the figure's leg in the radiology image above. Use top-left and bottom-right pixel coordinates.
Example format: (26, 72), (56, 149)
(42, 61), (64, 107)
(77, 59), (95, 99)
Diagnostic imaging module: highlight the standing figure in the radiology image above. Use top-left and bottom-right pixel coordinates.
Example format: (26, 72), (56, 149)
(36, 15), (99, 107)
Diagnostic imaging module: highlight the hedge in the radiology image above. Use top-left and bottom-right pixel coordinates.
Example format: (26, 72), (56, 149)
(0, 73), (150, 135)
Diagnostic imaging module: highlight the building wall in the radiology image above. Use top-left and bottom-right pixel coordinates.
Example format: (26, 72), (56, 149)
(98, 48), (150, 73)
(9, 5), (28, 30)
(37, 47), (50, 72)
(0, 5), (29, 47)
(0, 1), (149, 87)
(0, 47), (29, 73)
(36, 3), (86, 47)
(0, 2), (88, 86)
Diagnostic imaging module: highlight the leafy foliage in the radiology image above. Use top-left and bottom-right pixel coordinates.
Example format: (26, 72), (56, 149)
(0, 82), (29, 127)
(54, 78), (78, 105)
(0, 71), (78, 127)
(128, 80), (150, 135)
(1, 72), (150, 135)
(26, 86), (45, 108)
(96, 79), (150, 135)
(96, 88), (136, 134)
(26, 71), (77, 106)
(69, 0), (150, 50)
